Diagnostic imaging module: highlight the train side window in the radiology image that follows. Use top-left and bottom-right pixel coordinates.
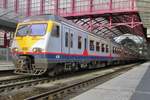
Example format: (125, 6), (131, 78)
(84, 38), (87, 49)
(101, 44), (105, 52)
(114, 47), (116, 54)
(113, 47), (115, 53)
(78, 36), (82, 49)
(106, 45), (109, 53)
(65, 32), (68, 47)
(71, 33), (73, 48)
(96, 42), (100, 52)
(51, 24), (60, 37)
(90, 40), (94, 51)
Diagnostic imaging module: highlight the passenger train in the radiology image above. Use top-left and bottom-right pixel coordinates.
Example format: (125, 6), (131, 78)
(11, 15), (140, 76)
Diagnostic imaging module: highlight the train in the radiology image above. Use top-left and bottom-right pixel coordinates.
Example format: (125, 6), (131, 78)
(11, 14), (140, 76)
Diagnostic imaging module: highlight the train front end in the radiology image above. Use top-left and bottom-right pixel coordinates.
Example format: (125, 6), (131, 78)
(11, 20), (52, 75)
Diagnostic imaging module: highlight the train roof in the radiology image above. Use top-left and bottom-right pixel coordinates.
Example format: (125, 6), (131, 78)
(19, 14), (60, 22)
(20, 14), (121, 45)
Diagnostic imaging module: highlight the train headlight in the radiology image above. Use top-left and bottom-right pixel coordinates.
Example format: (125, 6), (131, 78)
(32, 48), (43, 52)
(12, 47), (19, 52)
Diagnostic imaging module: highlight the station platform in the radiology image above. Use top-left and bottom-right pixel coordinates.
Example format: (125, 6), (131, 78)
(0, 61), (14, 71)
(71, 62), (150, 100)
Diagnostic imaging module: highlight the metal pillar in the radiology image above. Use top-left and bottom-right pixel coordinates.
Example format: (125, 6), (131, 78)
(26, 0), (31, 16)
(4, 32), (7, 48)
(131, 0), (135, 10)
(90, 0), (93, 12)
(14, 0), (19, 13)
(72, 0), (75, 14)
(55, 0), (59, 15)
(110, 0), (112, 11)
(40, 0), (45, 15)
(3, 0), (7, 9)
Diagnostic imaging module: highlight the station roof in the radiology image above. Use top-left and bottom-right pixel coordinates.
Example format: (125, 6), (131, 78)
(0, 0), (146, 43)
(0, 8), (17, 29)
(137, 0), (150, 28)
(136, 0), (150, 39)
(114, 34), (145, 44)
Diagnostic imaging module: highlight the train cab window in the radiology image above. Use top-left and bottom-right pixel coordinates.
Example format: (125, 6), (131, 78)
(65, 32), (68, 47)
(101, 44), (105, 52)
(96, 42), (100, 52)
(71, 33), (73, 48)
(90, 40), (94, 51)
(51, 24), (60, 37)
(78, 36), (82, 49)
(106, 45), (109, 53)
(30, 24), (47, 36)
(17, 24), (30, 36)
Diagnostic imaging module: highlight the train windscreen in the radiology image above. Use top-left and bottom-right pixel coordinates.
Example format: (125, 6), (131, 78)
(16, 23), (47, 36)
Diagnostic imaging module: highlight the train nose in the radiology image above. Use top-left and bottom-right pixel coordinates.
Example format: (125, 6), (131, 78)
(14, 56), (48, 75)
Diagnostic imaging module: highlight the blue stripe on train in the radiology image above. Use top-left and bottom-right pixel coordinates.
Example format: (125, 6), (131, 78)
(32, 54), (117, 61)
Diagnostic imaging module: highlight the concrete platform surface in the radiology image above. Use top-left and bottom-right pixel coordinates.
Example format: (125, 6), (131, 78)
(71, 62), (150, 100)
(0, 61), (14, 71)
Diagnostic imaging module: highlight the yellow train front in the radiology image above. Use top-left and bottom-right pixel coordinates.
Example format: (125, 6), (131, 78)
(11, 15), (59, 75)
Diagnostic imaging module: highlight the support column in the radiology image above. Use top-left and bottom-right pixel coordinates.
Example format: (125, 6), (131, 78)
(131, 0), (135, 10)
(40, 0), (45, 15)
(4, 31), (7, 48)
(3, 0), (7, 9)
(14, 0), (19, 13)
(109, 16), (112, 29)
(131, 15), (134, 28)
(55, 0), (59, 15)
(90, 0), (93, 12)
(110, 0), (112, 11)
(72, 0), (75, 14)
(89, 17), (93, 32)
(26, 0), (31, 16)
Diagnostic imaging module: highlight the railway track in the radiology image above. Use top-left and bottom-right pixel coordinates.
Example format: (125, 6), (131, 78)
(0, 77), (49, 93)
(0, 70), (83, 93)
(0, 63), (141, 100)
(24, 63), (140, 100)
(0, 74), (56, 93)
(0, 75), (34, 85)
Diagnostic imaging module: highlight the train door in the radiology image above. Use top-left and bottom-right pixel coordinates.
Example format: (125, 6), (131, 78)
(69, 29), (74, 54)
(62, 25), (70, 54)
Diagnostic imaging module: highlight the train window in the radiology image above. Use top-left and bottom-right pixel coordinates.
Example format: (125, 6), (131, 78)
(78, 36), (82, 49)
(30, 24), (47, 36)
(96, 42), (100, 52)
(114, 48), (116, 54)
(115, 48), (117, 54)
(118, 48), (120, 54)
(117, 48), (118, 54)
(113, 47), (115, 53)
(16, 24), (30, 36)
(84, 38), (87, 49)
(51, 24), (60, 37)
(90, 40), (94, 51)
(71, 33), (73, 48)
(106, 45), (109, 53)
(101, 44), (105, 52)
(65, 32), (68, 47)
